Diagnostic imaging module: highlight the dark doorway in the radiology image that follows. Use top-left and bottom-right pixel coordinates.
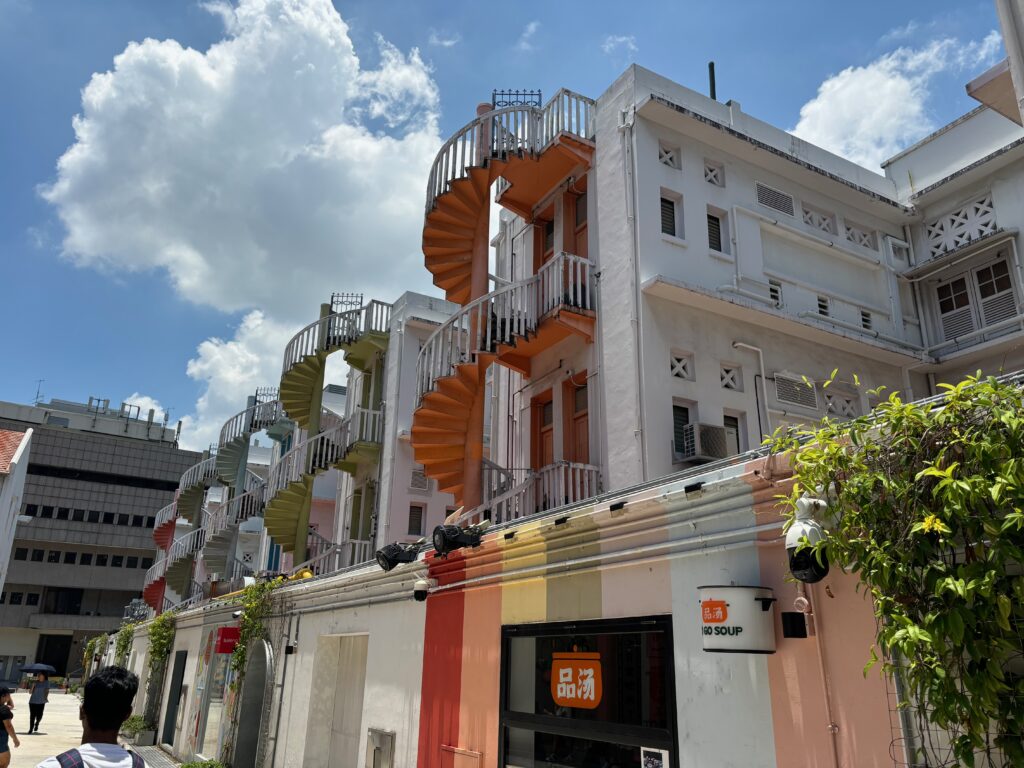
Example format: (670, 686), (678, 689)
(35, 635), (73, 676)
(234, 639), (274, 768)
(162, 650), (188, 746)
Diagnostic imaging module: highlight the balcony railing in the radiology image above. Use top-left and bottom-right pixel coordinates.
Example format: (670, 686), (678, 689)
(290, 537), (372, 578)
(426, 88), (594, 214)
(417, 252), (594, 403)
(282, 300), (392, 375)
(461, 461), (601, 526)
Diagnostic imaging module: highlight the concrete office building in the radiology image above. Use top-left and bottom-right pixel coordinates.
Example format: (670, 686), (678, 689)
(0, 397), (199, 680)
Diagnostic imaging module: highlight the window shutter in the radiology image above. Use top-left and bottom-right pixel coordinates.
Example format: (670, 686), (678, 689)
(407, 505), (424, 537)
(707, 214), (722, 252)
(672, 405), (689, 447)
(660, 197), (676, 236)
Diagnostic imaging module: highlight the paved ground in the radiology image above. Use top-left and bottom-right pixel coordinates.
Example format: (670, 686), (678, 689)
(3, 691), (179, 767)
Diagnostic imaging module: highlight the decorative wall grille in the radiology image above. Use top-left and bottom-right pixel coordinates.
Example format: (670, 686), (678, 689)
(720, 365), (740, 390)
(802, 205), (836, 235)
(410, 466), (429, 492)
(704, 161), (724, 186)
(659, 144), (679, 169)
(825, 393), (857, 418)
(844, 221), (877, 250)
(926, 195), (996, 257)
(775, 374), (818, 410)
(670, 353), (692, 380)
(756, 183), (794, 216)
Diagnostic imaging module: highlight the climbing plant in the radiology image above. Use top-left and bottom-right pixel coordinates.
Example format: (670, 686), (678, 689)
(143, 610), (177, 727)
(82, 634), (106, 674)
(230, 577), (283, 678)
(770, 373), (1024, 766)
(114, 620), (140, 666)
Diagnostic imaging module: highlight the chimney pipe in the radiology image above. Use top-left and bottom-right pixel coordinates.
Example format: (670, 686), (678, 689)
(708, 61), (717, 101)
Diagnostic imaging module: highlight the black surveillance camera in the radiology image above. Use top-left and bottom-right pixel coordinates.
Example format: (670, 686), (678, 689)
(432, 523), (487, 556)
(375, 542), (419, 572)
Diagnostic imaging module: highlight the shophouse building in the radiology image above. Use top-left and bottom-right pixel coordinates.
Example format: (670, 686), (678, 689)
(0, 398), (198, 680)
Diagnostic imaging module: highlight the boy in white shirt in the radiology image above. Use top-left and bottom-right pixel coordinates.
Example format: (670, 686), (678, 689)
(36, 668), (145, 768)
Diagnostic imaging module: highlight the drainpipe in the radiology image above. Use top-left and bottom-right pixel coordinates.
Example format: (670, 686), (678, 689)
(732, 342), (771, 436)
(717, 205), (778, 306)
(619, 96), (649, 482)
(807, 583), (841, 768)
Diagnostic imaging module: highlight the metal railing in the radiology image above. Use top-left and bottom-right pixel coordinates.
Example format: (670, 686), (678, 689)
(417, 252), (594, 403)
(281, 300), (392, 376)
(175, 580), (205, 611)
(218, 398), (284, 449)
(290, 537), (372, 578)
(179, 455), (218, 491)
(143, 555), (167, 589)
(460, 461), (601, 526)
(167, 528), (206, 566)
(426, 88), (595, 214)
(154, 502), (177, 531)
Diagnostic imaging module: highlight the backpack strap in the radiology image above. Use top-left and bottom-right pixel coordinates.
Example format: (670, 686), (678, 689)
(55, 750), (84, 768)
(130, 751), (145, 768)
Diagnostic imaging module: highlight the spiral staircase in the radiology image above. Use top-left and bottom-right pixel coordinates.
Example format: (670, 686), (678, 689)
(164, 525), (206, 598)
(215, 395), (288, 485)
(176, 455), (219, 523)
(279, 298), (391, 430)
(412, 89), (597, 508)
(142, 554), (167, 612)
(263, 406), (383, 560)
(202, 470), (267, 575)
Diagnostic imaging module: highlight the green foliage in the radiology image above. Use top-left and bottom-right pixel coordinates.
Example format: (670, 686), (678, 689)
(770, 373), (1024, 766)
(143, 610), (177, 726)
(82, 635), (106, 673)
(114, 621), (140, 666)
(230, 578), (283, 678)
(120, 715), (152, 737)
(180, 761), (225, 768)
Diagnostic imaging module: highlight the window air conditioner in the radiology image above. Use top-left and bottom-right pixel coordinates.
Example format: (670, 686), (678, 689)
(673, 423), (730, 463)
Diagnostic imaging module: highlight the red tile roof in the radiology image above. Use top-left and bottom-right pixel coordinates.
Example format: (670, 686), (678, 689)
(0, 429), (27, 475)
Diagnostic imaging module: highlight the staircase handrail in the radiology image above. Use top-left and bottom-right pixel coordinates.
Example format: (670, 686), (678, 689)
(168, 528), (206, 564)
(154, 501), (177, 530)
(224, 486), (266, 527)
(218, 398), (284, 448)
(244, 468), (267, 494)
(267, 422), (350, 501)
(143, 556), (167, 588)
(179, 455), (218, 492)
(425, 89), (595, 214)
(416, 252), (594, 403)
(281, 300), (392, 377)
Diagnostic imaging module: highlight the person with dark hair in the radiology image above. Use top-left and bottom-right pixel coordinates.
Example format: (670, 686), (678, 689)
(28, 673), (49, 734)
(35, 668), (145, 768)
(0, 686), (20, 768)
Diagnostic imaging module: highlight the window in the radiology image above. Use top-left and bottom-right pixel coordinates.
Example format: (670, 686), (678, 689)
(0, 593), (4, 603)
(63, 551), (76, 565)
(56, 507), (69, 520)
(670, 352), (692, 380)
(672, 404), (691, 458)
(146, 517), (155, 528)
(861, 310), (873, 330)
(660, 196), (677, 237)
(96, 554), (108, 567)
(117, 514), (129, 526)
(24, 504), (37, 517)
(408, 504), (425, 537)
(88, 510), (100, 523)
(47, 551), (61, 563)
(720, 365), (740, 390)
(72, 509), (85, 522)
(769, 279), (783, 306)
(543, 220), (555, 253)
(707, 211), (723, 252)
(14, 548), (27, 561)
(102, 512), (115, 525)
(817, 296), (830, 317)
(127, 556), (139, 569)
(79, 553), (93, 566)
(9, 592), (23, 606)
(31, 549), (44, 562)
(141, 557), (153, 569)
(575, 192), (587, 227)
(26, 593), (39, 607)
(40, 506), (53, 519)
(724, 414), (742, 455)
(131, 515), (144, 528)
(500, 616), (676, 766)
(111, 555), (124, 568)
(976, 259), (1016, 326)
(704, 160), (724, 186)
(658, 142), (679, 169)
(756, 182), (794, 216)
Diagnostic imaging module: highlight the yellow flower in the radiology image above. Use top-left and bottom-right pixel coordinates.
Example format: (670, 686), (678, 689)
(921, 514), (947, 534)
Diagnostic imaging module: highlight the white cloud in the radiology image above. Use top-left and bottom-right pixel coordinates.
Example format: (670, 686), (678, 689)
(428, 29), (460, 48)
(791, 31), (1003, 170)
(601, 34), (637, 60)
(124, 393), (167, 423)
(879, 20), (920, 45)
(41, 0), (444, 450)
(515, 21), (539, 52)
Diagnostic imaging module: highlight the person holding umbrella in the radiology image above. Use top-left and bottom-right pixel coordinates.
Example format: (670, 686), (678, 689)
(27, 674), (48, 735)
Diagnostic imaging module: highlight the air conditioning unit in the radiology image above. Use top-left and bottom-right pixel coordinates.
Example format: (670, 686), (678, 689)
(673, 423), (730, 463)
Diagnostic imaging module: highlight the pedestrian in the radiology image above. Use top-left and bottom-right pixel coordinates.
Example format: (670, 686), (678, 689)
(0, 687), (20, 768)
(28, 674), (48, 734)
(35, 667), (145, 768)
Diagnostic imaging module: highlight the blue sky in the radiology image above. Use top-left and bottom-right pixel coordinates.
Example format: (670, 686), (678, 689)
(0, 0), (1004, 448)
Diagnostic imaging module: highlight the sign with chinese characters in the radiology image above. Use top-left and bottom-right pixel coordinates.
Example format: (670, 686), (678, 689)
(551, 651), (603, 709)
(698, 586), (777, 654)
(215, 626), (241, 654)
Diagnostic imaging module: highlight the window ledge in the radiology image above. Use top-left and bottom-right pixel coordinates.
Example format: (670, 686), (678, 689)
(707, 249), (734, 263)
(662, 234), (688, 249)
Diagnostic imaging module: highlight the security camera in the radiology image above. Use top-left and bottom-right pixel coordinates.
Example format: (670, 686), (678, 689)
(232, 610), (243, 619)
(786, 495), (830, 583)
(413, 578), (435, 602)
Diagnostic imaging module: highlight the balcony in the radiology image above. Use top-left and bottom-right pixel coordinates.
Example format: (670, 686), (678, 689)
(423, 89), (595, 304)
(216, 396), (286, 484)
(263, 407), (383, 559)
(176, 455), (219, 523)
(411, 252), (595, 503)
(280, 298), (391, 429)
(458, 461), (602, 527)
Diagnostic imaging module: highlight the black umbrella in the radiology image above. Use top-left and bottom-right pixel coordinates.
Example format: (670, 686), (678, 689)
(20, 664), (56, 675)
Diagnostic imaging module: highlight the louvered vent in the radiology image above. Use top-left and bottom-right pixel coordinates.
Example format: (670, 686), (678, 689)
(660, 197), (677, 236)
(707, 214), (722, 251)
(410, 466), (429, 491)
(941, 307), (974, 340)
(981, 292), (1016, 327)
(775, 375), (818, 410)
(756, 183), (794, 216)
